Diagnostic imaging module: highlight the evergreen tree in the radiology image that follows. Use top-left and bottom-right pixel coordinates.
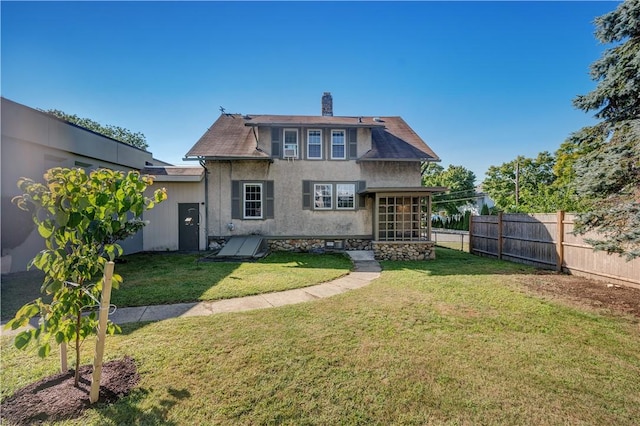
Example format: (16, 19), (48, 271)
(571, 0), (640, 259)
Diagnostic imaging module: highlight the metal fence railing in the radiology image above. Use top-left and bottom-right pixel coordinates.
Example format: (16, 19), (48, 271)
(431, 229), (470, 252)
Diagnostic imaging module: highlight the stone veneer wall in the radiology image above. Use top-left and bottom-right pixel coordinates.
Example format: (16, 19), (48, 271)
(372, 241), (436, 261)
(268, 238), (372, 252)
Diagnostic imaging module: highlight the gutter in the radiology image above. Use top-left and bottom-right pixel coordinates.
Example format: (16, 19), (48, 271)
(199, 160), (209, 250)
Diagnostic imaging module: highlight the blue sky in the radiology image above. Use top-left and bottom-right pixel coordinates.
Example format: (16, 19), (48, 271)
(1, 1), (617, 182)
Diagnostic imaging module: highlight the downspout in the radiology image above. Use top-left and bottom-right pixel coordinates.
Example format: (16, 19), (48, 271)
(199, 160), (209, 249)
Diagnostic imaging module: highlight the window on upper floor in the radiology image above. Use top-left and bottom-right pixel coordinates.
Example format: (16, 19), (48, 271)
(307, 129), (322, 159)
(331, 130), (346, 159)
(283, 129), (298, 159)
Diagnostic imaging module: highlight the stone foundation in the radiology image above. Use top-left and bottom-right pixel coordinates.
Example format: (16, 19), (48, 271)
(372, 241), (436, 261)
(211, 237), (432, 259)
(344, 239), (372, 250)
(268, 238), (372, 252)
(269, 239), (325, 252)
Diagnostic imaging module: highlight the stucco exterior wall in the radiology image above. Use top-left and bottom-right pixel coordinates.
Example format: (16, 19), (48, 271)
(205, 156), (422, 240)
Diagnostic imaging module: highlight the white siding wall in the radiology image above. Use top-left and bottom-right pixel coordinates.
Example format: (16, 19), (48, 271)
(143, 181), (205, 251)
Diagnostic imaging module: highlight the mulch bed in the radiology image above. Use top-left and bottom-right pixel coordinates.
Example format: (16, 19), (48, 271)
(516, 271), (640, 319)
(1, 356), (138, 425)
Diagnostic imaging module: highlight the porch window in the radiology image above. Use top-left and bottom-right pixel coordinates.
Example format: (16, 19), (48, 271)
(331, 130), (346, 159)
(377, 195), (428, 241)
(307, 129), (322, 159)
(243, 183), (263, 219)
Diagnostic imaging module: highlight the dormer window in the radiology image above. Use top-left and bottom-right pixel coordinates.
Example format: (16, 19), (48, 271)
(283, 129), (298, 159)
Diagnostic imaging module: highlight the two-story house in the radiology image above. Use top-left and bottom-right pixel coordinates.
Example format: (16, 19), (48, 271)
(184, 93), (444, 260)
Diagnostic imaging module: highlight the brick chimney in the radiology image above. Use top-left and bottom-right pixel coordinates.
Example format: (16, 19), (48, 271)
(321, 92), (333, 116)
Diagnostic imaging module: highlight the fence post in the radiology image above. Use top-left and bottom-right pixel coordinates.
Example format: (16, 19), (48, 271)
(468, 215), (473, 254)
(497, 212), (503, 259)
(556, 210), (565, 272)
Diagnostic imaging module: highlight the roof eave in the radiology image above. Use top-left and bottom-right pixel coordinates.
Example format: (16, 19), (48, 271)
(356, 157), (439, 163)
(244, 122), (386, 128)
(359, 186), (449, 195)
(183, 155), (273, 162)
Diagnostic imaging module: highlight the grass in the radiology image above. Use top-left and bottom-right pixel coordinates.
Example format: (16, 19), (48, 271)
(0, 251), (352, 320)
(435, 241), (470, 252)
(2, 249), (639, 424)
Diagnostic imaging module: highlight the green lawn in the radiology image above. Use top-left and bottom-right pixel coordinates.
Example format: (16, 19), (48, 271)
(1, 251), (352, 320)
(2, 249), (639, 425)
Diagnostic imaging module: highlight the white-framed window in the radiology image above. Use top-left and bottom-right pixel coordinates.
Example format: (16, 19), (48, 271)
(307, 129), (322, 159)
(243, 183), (263, 219)
(283, 129), (298, 158)
(336, 184), (356, 209)
(331, 129), (346, 159)
(314, 184), (333, 209)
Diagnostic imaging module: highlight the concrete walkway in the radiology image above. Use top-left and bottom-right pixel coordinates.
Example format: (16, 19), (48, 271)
(2, 251), (380, 335)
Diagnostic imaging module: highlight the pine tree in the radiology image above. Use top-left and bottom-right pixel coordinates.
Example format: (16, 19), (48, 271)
(571, 0), (640, 259)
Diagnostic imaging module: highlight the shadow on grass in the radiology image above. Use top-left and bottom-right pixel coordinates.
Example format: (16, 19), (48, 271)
(1, 269), (46, 321)
(258, 251), (352, 269)
(1, 251), (353, 322)
(92, 386), (189, 426)
(380, 247), (536, 276)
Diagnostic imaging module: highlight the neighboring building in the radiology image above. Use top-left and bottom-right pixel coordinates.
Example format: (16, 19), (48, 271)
(0, 97), (202, 272)
(140, 166), (206, 252)
(184, 93), (444, 260)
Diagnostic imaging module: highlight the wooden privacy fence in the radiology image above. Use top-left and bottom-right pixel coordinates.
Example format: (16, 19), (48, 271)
(469, 212), (640, 289)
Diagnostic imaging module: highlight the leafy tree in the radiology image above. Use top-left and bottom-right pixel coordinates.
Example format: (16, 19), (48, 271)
(570, 0), (640, 259)
(47, 109), (149, 150)
(422, 164), (476, 215)
(5, 168), (167, 385)
(482, 153), (557, 213)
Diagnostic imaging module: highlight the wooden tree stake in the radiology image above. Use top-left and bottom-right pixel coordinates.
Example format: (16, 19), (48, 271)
(60, 342), (68, 373)
(90, 261), (115, 404)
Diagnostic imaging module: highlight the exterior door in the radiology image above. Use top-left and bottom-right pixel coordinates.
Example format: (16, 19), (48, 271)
(178, 203), (199, 251)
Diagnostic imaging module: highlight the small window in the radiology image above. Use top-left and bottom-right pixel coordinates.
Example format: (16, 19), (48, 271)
(283, 129), (298, 158)
(314, 184), (333, 209)
(336, 184), (355, 209)
(307, 129), (322, 159)
(331, 130), (346, 159)
(243, 183), (263, 219)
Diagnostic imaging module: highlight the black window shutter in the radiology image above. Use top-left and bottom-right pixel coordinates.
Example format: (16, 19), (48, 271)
(271, 127), (281, 158)
(348, 128), (358, 159)
(265, 181), (274, 219)
(302, 180), (311, 210)
(357, 180), (367, 209)
(231, 180), (241, 219)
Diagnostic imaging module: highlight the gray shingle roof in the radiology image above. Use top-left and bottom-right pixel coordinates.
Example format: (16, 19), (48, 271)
(185, 113), (439, 162)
